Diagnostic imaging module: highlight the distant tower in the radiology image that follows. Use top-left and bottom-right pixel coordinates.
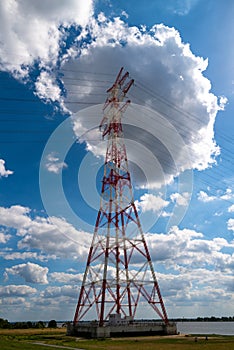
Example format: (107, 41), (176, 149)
(73, 68), (169, 327)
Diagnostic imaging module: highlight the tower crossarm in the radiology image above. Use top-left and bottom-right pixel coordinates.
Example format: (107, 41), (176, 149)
(102, 67), (134, 111)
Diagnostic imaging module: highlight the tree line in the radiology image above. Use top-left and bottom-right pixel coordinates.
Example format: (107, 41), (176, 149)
(171, 316), (234, 322)
(0, 318), (58, 329)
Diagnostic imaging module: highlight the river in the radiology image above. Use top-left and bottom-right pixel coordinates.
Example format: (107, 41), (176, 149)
(176, 321), (234, 335)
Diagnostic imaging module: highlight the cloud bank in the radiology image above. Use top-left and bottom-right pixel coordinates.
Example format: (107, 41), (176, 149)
(0, 202), (233, 320)
(0, 205), (92, 260)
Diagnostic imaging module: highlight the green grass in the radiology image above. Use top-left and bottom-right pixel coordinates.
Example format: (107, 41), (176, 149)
(0, 329), (234, 350)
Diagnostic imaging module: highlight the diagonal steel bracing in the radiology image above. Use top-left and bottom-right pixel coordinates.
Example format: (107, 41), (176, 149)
(73, 67), (169, 327)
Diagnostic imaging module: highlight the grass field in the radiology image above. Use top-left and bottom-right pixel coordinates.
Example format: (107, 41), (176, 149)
(0, 328), (234, 350)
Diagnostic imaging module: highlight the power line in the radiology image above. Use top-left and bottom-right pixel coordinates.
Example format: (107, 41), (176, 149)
(0, 70), (232, 179)
(1, 68), (232, 144)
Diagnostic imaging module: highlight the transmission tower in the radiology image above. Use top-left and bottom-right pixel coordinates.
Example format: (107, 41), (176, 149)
(73, 67), (169, 328)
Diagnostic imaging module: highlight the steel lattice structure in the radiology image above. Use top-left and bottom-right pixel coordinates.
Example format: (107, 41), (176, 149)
(73, 68), (169, 327)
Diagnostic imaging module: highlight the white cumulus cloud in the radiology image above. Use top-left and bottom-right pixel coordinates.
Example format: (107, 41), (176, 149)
(50, 272), (83, 284)
(146, 226), (234, 273)
(41, 285), (78, 299)
(227, 218), (234, 232)
(228, 204), (234, 213)
(35, 71), (62, 104)
(197, 190), (216, 202)
(136, 193), (169, 213)
(0, 205), (92, 260)
(0, 251), (56, 262)
(0, 0), (93, 76)
(170, 192), (190, 206)
(220, 188), (233, 200)
(62, 18), (224, 188)
(198, 188), (234, 203)
(0, 231), (11, 243)
(0, 284), (37, 297)
(4, 262), (49, 284)
(45, 152), (68, 174)
(0, 159), (13, 178)
(0, 205), (31, 231)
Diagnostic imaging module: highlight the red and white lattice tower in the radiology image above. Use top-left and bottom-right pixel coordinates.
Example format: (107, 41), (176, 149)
(73, 68), (169, 327)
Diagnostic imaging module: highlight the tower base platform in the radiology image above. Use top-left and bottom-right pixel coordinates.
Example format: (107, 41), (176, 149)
(67, 315), (177, 338)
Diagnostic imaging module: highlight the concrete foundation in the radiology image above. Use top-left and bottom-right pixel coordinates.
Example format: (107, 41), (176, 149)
(67, 314), (177, 338)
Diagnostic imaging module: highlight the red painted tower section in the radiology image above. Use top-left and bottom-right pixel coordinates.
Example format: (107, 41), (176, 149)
(73, 68), (169, 327)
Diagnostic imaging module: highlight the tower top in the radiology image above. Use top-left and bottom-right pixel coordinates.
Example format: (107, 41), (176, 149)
(102, 67), (134, 110)
(99, 67), (134, 139)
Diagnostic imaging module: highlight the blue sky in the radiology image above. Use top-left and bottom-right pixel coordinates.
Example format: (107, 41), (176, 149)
(0, 0), (233, 322)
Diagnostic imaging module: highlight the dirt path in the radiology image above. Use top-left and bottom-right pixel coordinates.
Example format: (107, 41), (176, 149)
(31, 342), (84, 350)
